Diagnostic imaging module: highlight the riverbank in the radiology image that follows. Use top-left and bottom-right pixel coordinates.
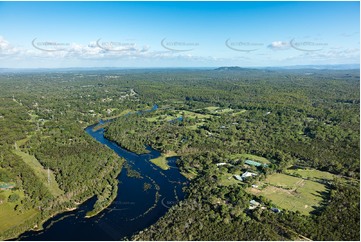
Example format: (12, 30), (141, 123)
(4, 170), (124, 241)
(13, 103), (187, 240)
(2, 200), (85, 240)
(85, 177), (120, 218)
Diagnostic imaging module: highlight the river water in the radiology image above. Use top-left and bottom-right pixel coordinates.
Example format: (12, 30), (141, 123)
(17, 106), (188, 240)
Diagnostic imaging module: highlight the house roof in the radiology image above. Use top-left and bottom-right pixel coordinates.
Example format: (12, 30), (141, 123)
(250, 200), (260, 206)
(244, 159), (269, 167)
(241, 171), (257, 178)
(0, 184), (14, 189)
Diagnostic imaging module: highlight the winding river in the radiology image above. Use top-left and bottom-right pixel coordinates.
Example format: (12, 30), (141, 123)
(17, 106), (188, 240)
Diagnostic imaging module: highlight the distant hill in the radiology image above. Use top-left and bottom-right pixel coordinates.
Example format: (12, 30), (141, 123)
(214, 66), (251, 71)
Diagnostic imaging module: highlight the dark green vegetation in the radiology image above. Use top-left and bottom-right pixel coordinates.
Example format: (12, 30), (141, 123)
(0, 73), (127, 239)
(0, 68), (359, 240)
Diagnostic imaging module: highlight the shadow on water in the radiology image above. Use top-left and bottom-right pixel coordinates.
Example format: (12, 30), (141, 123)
(17, 104), (188, 241)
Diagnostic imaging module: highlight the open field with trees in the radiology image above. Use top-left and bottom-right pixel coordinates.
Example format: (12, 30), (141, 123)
(248, 173), (329, 215)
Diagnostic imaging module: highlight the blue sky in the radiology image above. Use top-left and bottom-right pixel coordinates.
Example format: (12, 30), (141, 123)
(0, 1), (359, 68)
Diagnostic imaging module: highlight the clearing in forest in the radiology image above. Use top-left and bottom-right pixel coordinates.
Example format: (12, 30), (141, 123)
(102, 109), (133, 120)
(149, 151), (178, 170)
(228, 153), (271, 164)
(286, 168), (335, 181)
(0, 189), (39, 234)
(12, 148), (63, 197)
(248, 173), (328, 215)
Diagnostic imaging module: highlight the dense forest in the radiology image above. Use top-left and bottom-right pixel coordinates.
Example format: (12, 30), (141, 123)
(0, 68), (359, 240)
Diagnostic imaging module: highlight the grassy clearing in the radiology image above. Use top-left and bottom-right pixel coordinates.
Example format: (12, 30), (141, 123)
(217, 108), (233, 113)
(228, 153), (271, 164)
(218, 172), (243, 186)
(0, 190), (38, 233)
(181, 169), (198, 180)
(16, 137), (30, 147)
(265, 173), (303, 188)
(146, 110), (210, 123)
(232, 110), (247, 116)
(149, 151), (178, 170)
(204, 106), (233, 113)
(204, 106), (219, 111)
(248, 173), (328, 215)
(287, 168), (335, 181)
(204, 106), (246, 116)
(150, 156), (170, 170)
(146, 114), (177, 122)
(180, 110), (211, 119)
(12, 149), (63, 197)
(102, 109), (132, 120)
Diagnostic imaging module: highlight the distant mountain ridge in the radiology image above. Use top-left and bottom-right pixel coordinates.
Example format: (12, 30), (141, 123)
(215, 64), (359, 71)
(214, 66), (252, 71)
(0, 64), (358, 73)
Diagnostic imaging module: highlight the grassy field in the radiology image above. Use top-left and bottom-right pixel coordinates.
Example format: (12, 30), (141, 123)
(218, 172), (243, 186)
(217, 108), (234, 113)
(149, 151), (178, 170)
(248, 173), (328, 215)
(12, 149), (63, 197)
(180, 110), (211, 119)
(150, 156), (170, 170)
(204, 106), (246, 116)
(102, 109), (132, 120)
(265, 173), (303, 188)
(204, 106), (235, 114)
(286, 168), (335, 181)
(0, 190), (38, 233)
(232, 110), (247, 116)
(146, 110), (211, 124)
(15, 137), (30, 147)
(228, 153), (271, 164)
(204, 106), (219, 111)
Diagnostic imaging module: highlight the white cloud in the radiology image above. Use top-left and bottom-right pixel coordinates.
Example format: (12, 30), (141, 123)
(340, 32), (359, 38)
(267, 41), (290, 50)
(0, 36), (22, 56)
(282, 48), (360, 65)
(0, 36), (359, 67)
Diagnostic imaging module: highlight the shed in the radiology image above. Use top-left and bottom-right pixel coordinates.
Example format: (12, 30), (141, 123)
(245, 159), (269, 168)
(241, 171), (257, 179)
(249, 200), (260, 210)
(245, 159), (262, 167)
(0, 184), (15, 190)
(233, 175), (243, 181)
